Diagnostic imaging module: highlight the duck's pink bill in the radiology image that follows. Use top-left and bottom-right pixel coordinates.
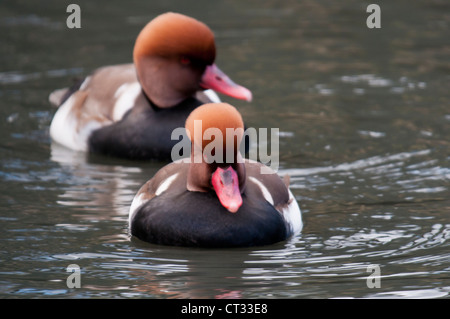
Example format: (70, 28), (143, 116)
(200, 64), (252, 102)
(211, 166), (243, 213)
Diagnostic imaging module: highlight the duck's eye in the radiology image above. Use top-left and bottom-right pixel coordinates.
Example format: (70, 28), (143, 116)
(180, 56), (191, 65)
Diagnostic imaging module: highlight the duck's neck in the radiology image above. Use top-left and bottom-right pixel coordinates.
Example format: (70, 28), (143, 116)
(141, 89), (162, 111)
(136, 56), (196, 108)
(186, 145), (246, 193)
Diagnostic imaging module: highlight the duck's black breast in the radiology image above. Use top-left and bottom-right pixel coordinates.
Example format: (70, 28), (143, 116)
(130, 188), (288, 248)
(88, 97), (202, 160)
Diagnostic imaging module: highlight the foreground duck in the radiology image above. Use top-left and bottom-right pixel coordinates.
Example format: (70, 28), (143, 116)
(49, 12), (252, 160)
(129, 103), (302, 247)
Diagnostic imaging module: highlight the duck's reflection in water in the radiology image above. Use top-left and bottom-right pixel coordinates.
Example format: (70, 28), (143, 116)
(51, 142), (250, 299)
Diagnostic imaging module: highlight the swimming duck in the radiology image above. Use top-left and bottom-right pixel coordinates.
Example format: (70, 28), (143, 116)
(129, 103), (302, 247)
(49, 12), (252, 160)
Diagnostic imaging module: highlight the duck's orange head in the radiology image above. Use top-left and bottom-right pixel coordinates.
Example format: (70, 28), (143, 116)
(133, 13), (252, 107)
(133, 12), (216, 69)
(185, 102), (244, 162)
(185, 103), (245, 213)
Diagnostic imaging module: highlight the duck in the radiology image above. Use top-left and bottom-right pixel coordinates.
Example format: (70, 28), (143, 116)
(49, 12), (252, 160)
(129, 103), (302, 247)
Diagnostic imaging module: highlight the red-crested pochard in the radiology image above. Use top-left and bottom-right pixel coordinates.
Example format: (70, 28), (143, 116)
(49, 12), (252, 160)
(129, 103), (302, 247)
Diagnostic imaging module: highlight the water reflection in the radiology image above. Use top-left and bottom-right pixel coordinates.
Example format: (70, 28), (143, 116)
(283, 148), (448, 206)
(365, 287), (450, 299)
(20, 141), (445, 299)
(52, 242), (253, 298)
(50, 142), (143, 221)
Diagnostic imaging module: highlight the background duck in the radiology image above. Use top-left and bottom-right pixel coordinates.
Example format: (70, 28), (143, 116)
(49, 12), (252, 160)
(129, 103), (302, 247)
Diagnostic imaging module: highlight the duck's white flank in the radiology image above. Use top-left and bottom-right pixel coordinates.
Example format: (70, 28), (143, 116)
(128, 192), (145, 225)
(283, 189), (303, 236)
(50, 79), (143, 151)
(203, 89), (222, 103)
(112, 82), (141, 121)
(50, 94), (103, 151)
(248, 176), (302, 236)
(248, 176), (274, 205)
(128, 173), (179, 225)
(155, 173), (179, 196)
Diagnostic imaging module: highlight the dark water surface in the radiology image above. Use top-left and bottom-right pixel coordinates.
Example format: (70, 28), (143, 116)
(1, 0), (449, 298)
